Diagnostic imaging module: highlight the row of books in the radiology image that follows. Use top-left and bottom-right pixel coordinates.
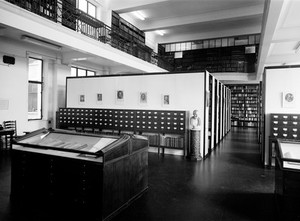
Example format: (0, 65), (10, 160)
(142, 133), (184, 148)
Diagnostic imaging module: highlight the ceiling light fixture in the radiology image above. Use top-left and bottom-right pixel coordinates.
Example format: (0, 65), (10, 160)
(295, 42), (300, 54)
(132, 11), (145, 20)
(21, 35), (62, 50)
(155, 30), (165, 36)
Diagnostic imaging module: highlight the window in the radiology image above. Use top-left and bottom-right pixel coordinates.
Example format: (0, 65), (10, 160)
(71, 67), (96, 77)
(78, 0), (96, 18)
(28, 57), (43, 120)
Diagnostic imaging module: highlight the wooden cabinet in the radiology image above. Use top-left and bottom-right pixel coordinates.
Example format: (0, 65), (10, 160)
(57, 108), (187, 155)
(11, 129), (148, 220)
(269, 113), (300, 167)
(275, 139), (300, 220)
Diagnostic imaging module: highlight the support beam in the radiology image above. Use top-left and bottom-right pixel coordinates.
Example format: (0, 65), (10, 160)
(137, 5), (263, 32)
(256, 0), (286, 80)
(108, 0), (169, 13)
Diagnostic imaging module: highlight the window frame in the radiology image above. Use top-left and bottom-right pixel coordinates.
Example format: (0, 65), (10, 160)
(79, 0), (96, 18)
(28, 57), (43, 121)
(71, 66), (96, 77)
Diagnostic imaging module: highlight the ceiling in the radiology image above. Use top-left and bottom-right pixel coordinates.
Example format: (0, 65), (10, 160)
(109, 0), (300, 81)
(1, 0), (300, 80)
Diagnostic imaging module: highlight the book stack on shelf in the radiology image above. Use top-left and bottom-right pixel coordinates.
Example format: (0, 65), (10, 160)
(142, 133), (160, 147)
(228, 84), (259, 128)
(160, 134), (185, 149)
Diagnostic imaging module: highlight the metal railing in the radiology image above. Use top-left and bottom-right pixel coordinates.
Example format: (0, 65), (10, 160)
(5, 0), (172, 71)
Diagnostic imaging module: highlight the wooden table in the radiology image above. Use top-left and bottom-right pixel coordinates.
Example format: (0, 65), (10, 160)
(0, 129), (14, 149)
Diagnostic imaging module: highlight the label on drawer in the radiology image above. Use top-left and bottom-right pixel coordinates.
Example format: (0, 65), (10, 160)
(283, 128), (288, 131)
(283, 121), (288, 124)
(273, 121), (278, 124)
(293, 122), (298, 125)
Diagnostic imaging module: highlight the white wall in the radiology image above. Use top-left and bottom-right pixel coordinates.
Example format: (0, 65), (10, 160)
(66, 72), (206, 155)
(0, 37), (70, 135)
(264, 66), (300, 165)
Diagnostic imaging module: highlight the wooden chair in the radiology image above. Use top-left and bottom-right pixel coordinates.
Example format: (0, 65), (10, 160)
(3, 120), (17, 149)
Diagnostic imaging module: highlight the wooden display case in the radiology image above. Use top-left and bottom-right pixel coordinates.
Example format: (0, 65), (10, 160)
(275, 139), (300, 220)
(11, 128), (148, 221)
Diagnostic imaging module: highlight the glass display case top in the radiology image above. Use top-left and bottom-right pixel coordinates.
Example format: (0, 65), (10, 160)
(16, 129), (118, 156)
(279, 141), (300, 170)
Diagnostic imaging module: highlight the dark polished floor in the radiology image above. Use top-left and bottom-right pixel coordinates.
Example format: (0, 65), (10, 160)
(0, 128), (278, 221)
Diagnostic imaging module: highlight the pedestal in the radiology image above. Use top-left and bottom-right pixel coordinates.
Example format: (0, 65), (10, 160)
(188, 129), (202, 161)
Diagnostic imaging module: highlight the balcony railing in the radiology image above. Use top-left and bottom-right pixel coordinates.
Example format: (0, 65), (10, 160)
(5, 0), (172, 71)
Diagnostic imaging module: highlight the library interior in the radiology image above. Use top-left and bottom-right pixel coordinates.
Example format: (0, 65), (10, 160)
(1, 0), (300, 220)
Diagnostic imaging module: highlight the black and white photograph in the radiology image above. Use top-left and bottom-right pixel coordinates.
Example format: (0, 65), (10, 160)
(1, 1), (300, 221)
(139, 92), (147, 104)
(163, 94), (170, 105)
(97, 93), (102, 102)
(282, 91), (296, 108)
(79, 94), (85, 102)
(116, 90), (124, 102)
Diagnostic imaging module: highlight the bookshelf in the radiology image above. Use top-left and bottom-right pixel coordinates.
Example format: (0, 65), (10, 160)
(228, 84), (259, 128)
(159, 45), (258, 73)
(111, 11), (145, 46)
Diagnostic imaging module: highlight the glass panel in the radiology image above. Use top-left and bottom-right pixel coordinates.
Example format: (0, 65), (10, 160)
(88, 2), (96, 18)
(78, 69), (86, 76)
(228, 38), (234, 46)
(181, 42), (186, 51)
(186, 42), (191, 50)
(28, 58), (42, 81)
(216, 39), (221, 47)
(170, 44), (176, 51)
(166, 44), (171, 52)
(255, 35), (260, 44)
(71, 67), (77, 76)
(79, 0), (87, 13)
(175, 43), (181, 51)
(191, 43), (197, 50)
(249, 35), (255, 44)
(28, 83), (42, 119)
(222, 38), (228, 47)
(87, 71), (95, 76)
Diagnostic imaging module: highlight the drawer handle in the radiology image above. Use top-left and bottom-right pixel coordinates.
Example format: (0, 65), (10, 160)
(293, 129), (298, 132)
(283, 121), (288, 124)
(283, 116), (288, 119)
(273, 133), (278, 136)
(283, 128), (287, 131)
(293, 134), (298, 138)
(273, 128), (278, 131)
(283, 134), (287, 137)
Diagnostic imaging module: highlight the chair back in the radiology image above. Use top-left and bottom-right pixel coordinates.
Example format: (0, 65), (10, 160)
(3, 120), (17, 137)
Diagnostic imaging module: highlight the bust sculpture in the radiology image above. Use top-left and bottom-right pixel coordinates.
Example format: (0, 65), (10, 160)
(190, 109), (201, 130)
